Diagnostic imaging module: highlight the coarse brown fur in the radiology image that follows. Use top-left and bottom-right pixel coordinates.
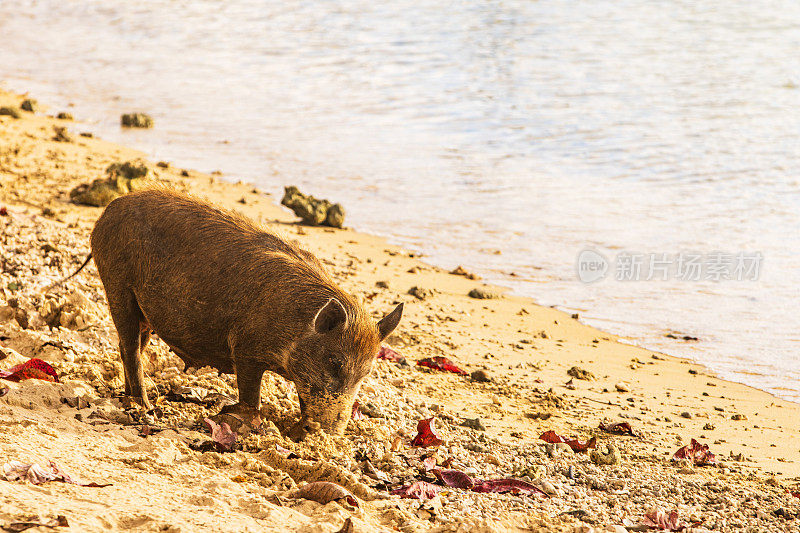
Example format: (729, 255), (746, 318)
(90, 187), (402, 438)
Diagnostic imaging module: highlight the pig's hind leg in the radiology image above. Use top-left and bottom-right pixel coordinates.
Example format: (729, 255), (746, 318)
(106, 288), (152, 409)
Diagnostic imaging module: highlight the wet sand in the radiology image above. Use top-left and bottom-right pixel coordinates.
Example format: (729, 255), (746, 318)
(1, 89), (799, 532)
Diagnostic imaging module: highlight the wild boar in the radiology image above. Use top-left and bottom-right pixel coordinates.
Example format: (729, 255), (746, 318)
(88, 188), (402, 438)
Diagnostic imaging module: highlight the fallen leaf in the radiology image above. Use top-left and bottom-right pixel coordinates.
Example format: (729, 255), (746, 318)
(391, 481), (442, 499)
(351, 401), (365, 420)
(416, 356), (468, 375)
(672, 438), (715, 466)
(421, 456), (437, 472)
(639, 507), (687, 531)
(3, 515), (68, 532)
(433, 468), (474, 490)
(378, 346), (403, 362)
(203, 417), (236, 452)
(2, 460), (110, 487)
(410, 418), (444, 447)
(433, 468), (546, 496)
(539, 430), (597, 452)
(296, 481), (359, 507)
(443, 468), (544, 494)
(167, 385), (234, 407)
(599, 421), (637, 436)
(0, 207), (7, 216)
(0, 358), (59, 383)
(472, 478), (547, 496)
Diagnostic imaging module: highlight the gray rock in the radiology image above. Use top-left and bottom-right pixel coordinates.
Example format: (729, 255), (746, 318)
(468, 287), (499, 299)
(461, 417), (486, 431)
(470, 369), (492, 383)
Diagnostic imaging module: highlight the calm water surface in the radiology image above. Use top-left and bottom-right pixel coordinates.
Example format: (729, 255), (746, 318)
(1, 1), (798, 398)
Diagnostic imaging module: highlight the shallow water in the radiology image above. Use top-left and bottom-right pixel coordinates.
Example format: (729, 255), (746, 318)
(1, 1), (798, 399)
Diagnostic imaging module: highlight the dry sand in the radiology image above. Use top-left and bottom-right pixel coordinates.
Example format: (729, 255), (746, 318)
(1, 88), (799, 532)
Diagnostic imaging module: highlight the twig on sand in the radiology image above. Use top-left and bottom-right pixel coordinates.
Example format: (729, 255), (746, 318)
(581, 396), (623, 408)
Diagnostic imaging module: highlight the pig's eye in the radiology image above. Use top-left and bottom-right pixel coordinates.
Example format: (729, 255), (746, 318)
(327, 361), (345, 382)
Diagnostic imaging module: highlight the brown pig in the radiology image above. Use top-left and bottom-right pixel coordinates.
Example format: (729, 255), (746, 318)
(89, 188), (402, 438)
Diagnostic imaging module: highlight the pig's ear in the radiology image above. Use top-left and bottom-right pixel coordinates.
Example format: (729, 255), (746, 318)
(377, 303), (403, 340)
(314, 298), (348, 333)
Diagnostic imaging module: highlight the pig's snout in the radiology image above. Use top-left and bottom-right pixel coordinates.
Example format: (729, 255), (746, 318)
(291, 387), (356, 440)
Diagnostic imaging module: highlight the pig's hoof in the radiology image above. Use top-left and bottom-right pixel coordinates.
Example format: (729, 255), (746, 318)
(120, 395), (153, 411)
(287, 419), (322, 441)
(211, 403), (261, 435)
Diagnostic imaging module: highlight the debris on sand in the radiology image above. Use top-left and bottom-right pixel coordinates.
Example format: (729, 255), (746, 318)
(567, 366), (595, 381)
(598, 420), (637, 437)
(56, 111), (74, 120)
(120, 112), (153, 128)
(294, 481), (359, 507)
(20, 99), (38, 113)
(69, 160), (153, 206)
(590, 442), (621, 465)
(280, 186), (345, 228)
(3, 514), (69, 531)
(2, 460), (111, 487)
(417, 356), (468, 375)
(623, 507), (688, 532)
(391, 480), (442, 500)
(540, 430), (597, 453)
(673, 439), (716, 466)
(468, 287), (499, 299)
(39, 290), (102, 330)
(52, 126), (73, 143)
(450, 265), (480, 280)
(408, 286), (433, 300)
(0, 106), (22, 119)
(377, 345), (404, 362)
(470, 369), (492, 382)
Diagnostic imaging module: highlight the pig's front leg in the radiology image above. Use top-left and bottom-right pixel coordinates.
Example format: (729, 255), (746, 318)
(213, 357), (265, 433)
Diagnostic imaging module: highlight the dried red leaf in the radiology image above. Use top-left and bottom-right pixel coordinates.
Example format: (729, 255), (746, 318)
(203, 417), (236, 452)
(351, 401), (365, 420)
(432, 467), (546, 496)
(0, 358), (59, 383)
(378, 346), (403, 362)
(410, 418), (444, 447)
(672, 438), (715, 466)
(539, 430), (597, 452)
(599, 421), (636, 436)
(790, 491), (800, 498)
(433, 468), (474, 490)
(472, 478), (547, 496)
(391, 481), (442, 499)
(0, 207), (7, 216)
(297, 481), (359, 507)
(2, 460), (110, 487)
(416, 356), (468, 375)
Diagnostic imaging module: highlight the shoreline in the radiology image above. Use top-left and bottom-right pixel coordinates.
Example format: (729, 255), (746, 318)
(2, 77), (789, 407)
(2, 88), (800, 531)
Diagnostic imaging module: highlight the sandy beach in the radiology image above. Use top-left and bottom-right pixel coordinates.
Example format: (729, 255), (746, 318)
(1, 89), (799, 532)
